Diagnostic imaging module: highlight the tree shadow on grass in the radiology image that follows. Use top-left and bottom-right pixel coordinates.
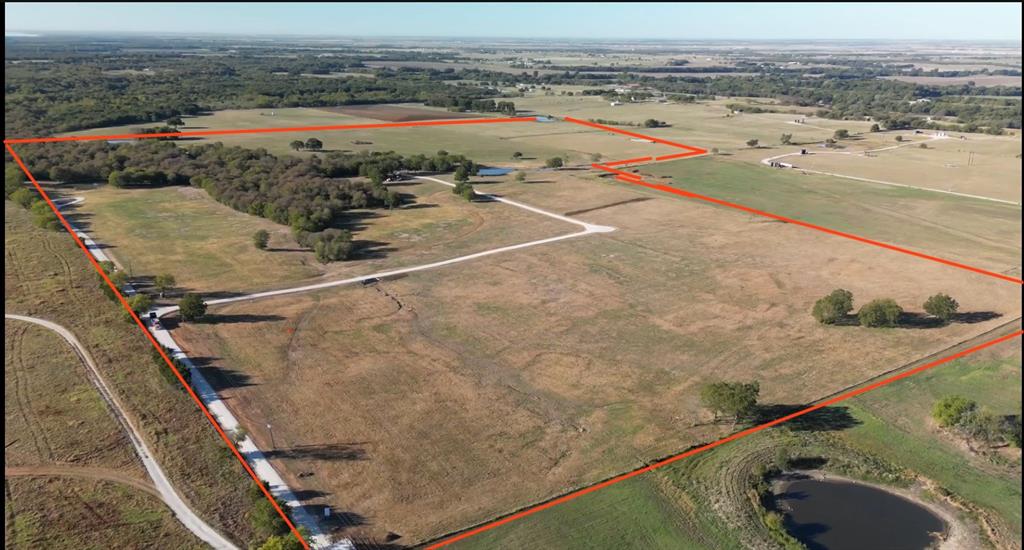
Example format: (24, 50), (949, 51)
(308, 507), (369, 535)
(350, 240), (396, 260)
(954, 311), (1002, 324)
(203, 313), (286, 324)
(756, 405), (861, 432)
(192, 360), (258, 391)
(263, 443), (368, 462)
(290, 488), (331, 501)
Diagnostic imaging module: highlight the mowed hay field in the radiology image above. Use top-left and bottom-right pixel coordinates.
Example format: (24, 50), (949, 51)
(784, 133), (1023, 204)
(173, 169), (1020, 545)
(5, 476), (204, 549)
(63, 107), (683, 166)
(70, 178), (570, 296)
(634, 156), (1022, 273)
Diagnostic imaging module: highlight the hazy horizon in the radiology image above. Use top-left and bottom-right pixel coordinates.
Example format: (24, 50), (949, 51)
(5, 2), (1022, 42)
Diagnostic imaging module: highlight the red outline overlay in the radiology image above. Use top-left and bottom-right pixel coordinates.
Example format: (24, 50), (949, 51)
(4, 113), (1021, 550)
(426, 328), (1023, 549)
(564, 116), (1022, 286)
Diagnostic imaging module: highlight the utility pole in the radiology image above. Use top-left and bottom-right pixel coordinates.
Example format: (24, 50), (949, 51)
(266, 423), (275, 449)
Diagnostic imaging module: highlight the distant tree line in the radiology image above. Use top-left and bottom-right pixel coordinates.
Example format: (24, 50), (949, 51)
(4, 46), (513, 136)
(6, 37), (1018, 138)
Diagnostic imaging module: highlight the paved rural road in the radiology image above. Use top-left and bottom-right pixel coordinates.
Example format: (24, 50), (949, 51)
(4, 313), (239, 550)
(759, 133), (1020, 206)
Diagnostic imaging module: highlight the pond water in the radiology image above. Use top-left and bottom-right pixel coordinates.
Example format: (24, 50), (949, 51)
(772, 474), (946, 550)
(477, 167), (513, 176)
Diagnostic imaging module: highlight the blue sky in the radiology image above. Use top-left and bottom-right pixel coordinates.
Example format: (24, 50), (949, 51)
(5, 2), (1022, 41)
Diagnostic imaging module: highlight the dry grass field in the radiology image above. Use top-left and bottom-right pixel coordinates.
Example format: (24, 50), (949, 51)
(5, 321), (140, 473)
(69, 178), (571, 297)
(882, 74), (1023, 87)
(317, 104), (484, 122)
(5, 476), (204, 549)
(783, 133), (1023, 204)
(51, 93), (1022, 547)
(64, 106), (683, 165)
(173, 168), (1020, 545)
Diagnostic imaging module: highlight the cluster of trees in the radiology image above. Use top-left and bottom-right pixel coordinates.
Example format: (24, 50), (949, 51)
(288, 138), (323, 152)
(424, 97), (516, 115)
(700, 381), (761, 422)
(452, 166), (475, 201)
(298, 228), (355, 262)
(813, 289), (959, 328)
(18, 141), (477, 259)
(6, 169), (60, 231)
(933, 395), (1021, 449)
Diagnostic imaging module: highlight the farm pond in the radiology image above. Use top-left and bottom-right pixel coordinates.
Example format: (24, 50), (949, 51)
(771, 472), (947, 550)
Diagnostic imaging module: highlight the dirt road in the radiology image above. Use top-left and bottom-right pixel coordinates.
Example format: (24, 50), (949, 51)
(4, 313), (239, 550)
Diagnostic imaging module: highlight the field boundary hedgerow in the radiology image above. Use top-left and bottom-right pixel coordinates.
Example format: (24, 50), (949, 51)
(4, 113), (1021, 550)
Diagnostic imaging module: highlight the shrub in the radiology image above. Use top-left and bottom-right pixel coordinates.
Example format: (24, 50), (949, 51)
(30, 200), (61, 230)
(253, 229), (270, 250)
(10, 187), (37, 208)
(923, 293), (958, 322)
(932, 395), (977, 428)
(858, 298), (902, 328)
(545, 157), (564, 168)
(812, 289), (854, 324)
(179, 293), (207, 322)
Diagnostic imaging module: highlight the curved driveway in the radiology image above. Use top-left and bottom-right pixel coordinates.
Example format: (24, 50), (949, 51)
(5, 313), (239, 550)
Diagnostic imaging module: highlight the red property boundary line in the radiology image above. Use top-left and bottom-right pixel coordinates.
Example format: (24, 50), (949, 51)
(563, 116), (1022, 286)
(426, 328), (1023, 549)
(4, 112), (1021, 549)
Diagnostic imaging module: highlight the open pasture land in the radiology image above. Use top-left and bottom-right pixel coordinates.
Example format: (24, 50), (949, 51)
(513, 93), (876, 156)
(452, 336), (1023, 550)
(316, 104), (485, 122)
(63, 107), (684, 166)
(882, 74), (1023, 87)
(840, 335), (1023, 544)
(70, 177), (571, 297)
(632, 156), (1022, 273)
(173, 168), (1020, 545)
(5, 476), (204, 549)
(783, 133), (1023, 204)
